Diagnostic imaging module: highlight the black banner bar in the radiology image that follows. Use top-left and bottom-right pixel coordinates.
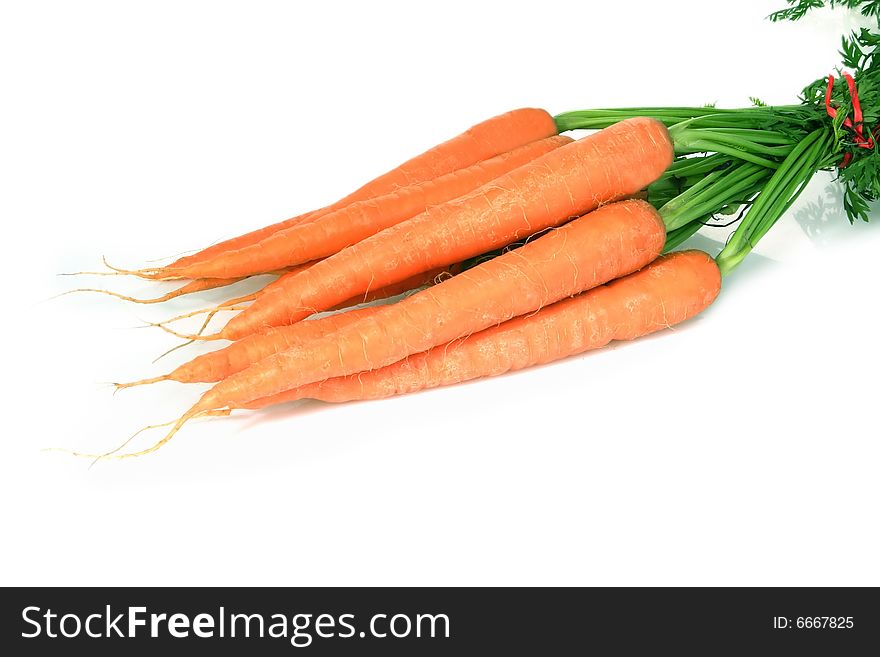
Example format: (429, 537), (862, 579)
(2, 587), (877, 654)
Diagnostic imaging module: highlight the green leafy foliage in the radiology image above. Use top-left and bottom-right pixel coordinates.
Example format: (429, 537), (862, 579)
(825, 31), (880, 221)
(558, 2), (880, 271)
(840, 31), (865, 68)
(770, 0), (880, 24)
(711, 2), (880, 262)
(769, 0), (825, 22)
(843, 183), (873, 221)
(776, 17), (880, 224)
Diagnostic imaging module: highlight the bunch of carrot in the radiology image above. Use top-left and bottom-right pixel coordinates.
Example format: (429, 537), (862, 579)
(70, 2), (872, 458)
(70, 109), (725, 458)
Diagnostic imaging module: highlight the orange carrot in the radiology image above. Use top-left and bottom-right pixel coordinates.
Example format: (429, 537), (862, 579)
(268, 262), (460, 308)
(163, 136), (571, 280)
(127, 199), (666, 456)
(155, 260), (323, 328)
(126, 265), (462, 387)
(329, 263), (459, 309)
(120, 306), (383, 389)
(156, 263), (456, 337)
(61, 268), (299, 305)
(207, 117), (672, 341)
(152, 108), (559, 274)
(240, 251), (721, 408)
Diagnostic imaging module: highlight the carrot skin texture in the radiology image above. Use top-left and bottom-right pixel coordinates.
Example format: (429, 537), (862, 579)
(173, 267), (301, 295)
(331, 107), (558, 198)
(193, 199), (666, 411)
(328, 264), (460, 310)
(171, 306), (382, 383)
(217, 260), (454, 320)
(260, 263), (455, 309)
(158, 261), (450, 345)
(167, 108), (557, 271)
(221, 117), (673, 340)
(156, 265), (456, 383)
(242, 251), (721, 407)
(130, 277), (239, 301)
(167, 210), (316, 272)
(170, 136), (571, 280)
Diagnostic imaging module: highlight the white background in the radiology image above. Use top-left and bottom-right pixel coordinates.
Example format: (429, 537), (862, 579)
(1, 0), (878, 586)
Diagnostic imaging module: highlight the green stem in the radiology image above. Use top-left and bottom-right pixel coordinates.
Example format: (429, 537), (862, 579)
(553, 106), (805, 131)
(716, 128), (831, 275)
(668, 128), (793, 168)
(661, 152), (731, 178)
(671, 127), (795, 158)
(701, 128), (797, 145)
(677, 139), (787, 168)
(555, 97), (850, 274)
(660, 162), (772, 230)
(663, 222), (704, 253)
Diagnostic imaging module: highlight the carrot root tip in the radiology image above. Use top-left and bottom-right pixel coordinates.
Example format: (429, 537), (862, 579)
(159, 302), (250, 327)
(100, 255), (186, 281)
(104, 408), (227, 460)
(50, 288), (172, 304)
(44, 409), (230, 465)
(152, 340), (194, 364)
(148, 319), (222, 341)
(113, 375), (171, 392)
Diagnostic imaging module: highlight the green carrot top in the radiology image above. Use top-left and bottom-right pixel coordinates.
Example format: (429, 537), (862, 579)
(556, 0), (880, 275)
